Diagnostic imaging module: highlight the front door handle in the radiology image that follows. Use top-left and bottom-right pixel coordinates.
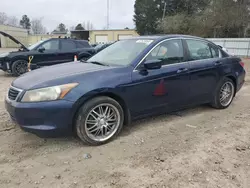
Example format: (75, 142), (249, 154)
(214, 61), (222, 66)
(177, 68), (188, 74)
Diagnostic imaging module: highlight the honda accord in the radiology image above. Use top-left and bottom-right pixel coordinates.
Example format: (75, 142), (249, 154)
(5, 35), (245, 145)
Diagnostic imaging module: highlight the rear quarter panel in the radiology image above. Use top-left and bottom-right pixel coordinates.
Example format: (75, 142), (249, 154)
(218, 56), (245, 92)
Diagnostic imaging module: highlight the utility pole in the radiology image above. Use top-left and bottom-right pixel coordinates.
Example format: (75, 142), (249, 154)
(162, 2), (167, 20)
(107, 0), (110, 29)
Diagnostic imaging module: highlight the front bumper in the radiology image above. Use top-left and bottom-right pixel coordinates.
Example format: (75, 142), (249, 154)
(0, 60), (9, 71)
(5, 98), (75, 138)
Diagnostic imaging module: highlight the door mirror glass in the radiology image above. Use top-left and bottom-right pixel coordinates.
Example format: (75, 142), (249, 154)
(38, 46), (45, 52)
(144, 59), (162, 70)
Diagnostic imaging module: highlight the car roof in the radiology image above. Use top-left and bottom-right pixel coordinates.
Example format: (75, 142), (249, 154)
(45, 38), (88, 42)
(129, 34), (207, 41)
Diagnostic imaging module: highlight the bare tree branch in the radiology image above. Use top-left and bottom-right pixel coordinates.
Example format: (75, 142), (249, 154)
(0, 12), (7, 24)
(6, 16), (18, 26)
(31, 18), (47, 34)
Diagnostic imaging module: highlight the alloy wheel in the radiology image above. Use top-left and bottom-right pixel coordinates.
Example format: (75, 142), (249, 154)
(85, 103), (121, 142)
(15, 61), (27, 75)
(219, 81), (234, 107)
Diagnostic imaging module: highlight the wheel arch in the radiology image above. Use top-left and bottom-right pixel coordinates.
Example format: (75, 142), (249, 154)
(78, 52), (92, 59)
(71, 91), (131, 133)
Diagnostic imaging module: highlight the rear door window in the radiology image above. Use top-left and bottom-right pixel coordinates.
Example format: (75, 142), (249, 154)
(186, 39), (212, 60)
(210, 45), (220, 58)
(61, 40), (77, 51)
(77, 41), (90, 48)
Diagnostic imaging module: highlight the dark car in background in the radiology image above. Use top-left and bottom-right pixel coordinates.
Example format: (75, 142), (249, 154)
(5, 35), (245, 145)
(0, 31), (96, 76)
(94, 42), (115, 53)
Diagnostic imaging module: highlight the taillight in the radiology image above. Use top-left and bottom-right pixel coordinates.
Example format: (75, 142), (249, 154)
(240, 61), (245, 68)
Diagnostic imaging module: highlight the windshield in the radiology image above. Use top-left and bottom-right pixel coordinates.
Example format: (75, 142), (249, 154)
(28, 40), (44, 50)
(87, 39), (154, 66)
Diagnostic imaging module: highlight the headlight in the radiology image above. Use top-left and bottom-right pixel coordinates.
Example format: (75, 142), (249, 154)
(21, 83), (78, 102)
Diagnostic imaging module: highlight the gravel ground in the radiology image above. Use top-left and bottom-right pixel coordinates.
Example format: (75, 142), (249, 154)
(0, 56), (249, 188)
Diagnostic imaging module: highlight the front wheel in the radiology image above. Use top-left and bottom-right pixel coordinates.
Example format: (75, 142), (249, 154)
(76, 96), (124, 145)
(211, 78), (235, 109)
(79, 57), (89, 62)
(11, 60), (28, 76)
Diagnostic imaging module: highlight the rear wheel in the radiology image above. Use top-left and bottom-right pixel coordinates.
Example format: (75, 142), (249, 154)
(12, 60), (28, 76)
(76, 96), (124, 145)
(211, 78), (235, 109)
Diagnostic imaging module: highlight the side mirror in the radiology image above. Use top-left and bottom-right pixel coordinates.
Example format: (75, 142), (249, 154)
(38, 47), (45, 52)
(144, 59), (162, 70)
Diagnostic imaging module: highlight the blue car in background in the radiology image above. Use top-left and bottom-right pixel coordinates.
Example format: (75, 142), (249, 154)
(5, 35), (245, 145)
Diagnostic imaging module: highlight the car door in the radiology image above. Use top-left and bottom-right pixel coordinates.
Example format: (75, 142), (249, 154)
(184, 39), (222, 104)
(58, 40), (78, 63)
(130, 39), (190, 116)
(32, 39), (60, 67)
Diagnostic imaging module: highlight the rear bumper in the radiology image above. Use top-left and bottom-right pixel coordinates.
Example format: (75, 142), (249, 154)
(236, 69), (246, 92)
(5, 98), (75, 138)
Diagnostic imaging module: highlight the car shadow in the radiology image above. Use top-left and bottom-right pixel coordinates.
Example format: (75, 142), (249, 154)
(120, 104), (214, 137)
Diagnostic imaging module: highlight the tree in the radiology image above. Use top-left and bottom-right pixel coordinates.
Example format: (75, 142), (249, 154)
(20, 15), (31, 29)
(7, 16), (18, 26)
(58, 23), (67, 32)
(31, 18), (47, 34)
(0, 12), (7, 24)
(82, 21), (94, 30)
(75, 23), (84, 30)
(159, 0), (250, 38)
(133, 0), (164, 35)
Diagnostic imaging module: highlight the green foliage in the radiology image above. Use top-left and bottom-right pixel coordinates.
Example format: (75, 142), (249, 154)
(75, 24), (84, 30)
(20, 15), (31, 29)
(134, 0), (250, 37)
(58, 23), (67, 32)
(133, 0), (164, 35)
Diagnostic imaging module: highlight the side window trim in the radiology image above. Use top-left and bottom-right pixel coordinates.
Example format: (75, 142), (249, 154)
(209, 43), (223, 58)
(134, 38), (185, 71)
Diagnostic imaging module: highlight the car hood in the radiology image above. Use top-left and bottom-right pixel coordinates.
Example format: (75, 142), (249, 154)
(12, 62), (111, 90)
(0, 31), (29, 51)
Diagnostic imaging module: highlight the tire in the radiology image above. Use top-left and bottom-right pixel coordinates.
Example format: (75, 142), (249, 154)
(211, 78), (235, 109)
(76, 96), (124, 146)
(11, 60), (28, 76)
(80, 57), (89, 62)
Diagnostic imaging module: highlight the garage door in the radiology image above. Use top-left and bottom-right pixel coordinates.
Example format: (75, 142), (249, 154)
(95, 35), (108, 43)
(118, 35), (133, 40)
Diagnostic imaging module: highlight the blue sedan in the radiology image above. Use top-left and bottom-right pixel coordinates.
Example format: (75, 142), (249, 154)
(5, 35), (245, 145)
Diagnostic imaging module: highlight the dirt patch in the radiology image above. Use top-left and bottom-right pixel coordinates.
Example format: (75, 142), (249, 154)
(0, 60), (249, 188)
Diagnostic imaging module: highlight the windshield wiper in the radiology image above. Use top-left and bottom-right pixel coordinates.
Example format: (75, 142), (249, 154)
(87, 61), (109, 66)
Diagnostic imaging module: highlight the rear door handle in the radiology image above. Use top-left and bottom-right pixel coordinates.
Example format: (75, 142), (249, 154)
(177, 68), (188, 74)
(214, 61), (222, 66)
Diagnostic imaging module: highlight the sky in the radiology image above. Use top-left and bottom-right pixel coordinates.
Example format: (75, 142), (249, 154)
(1, 0), (136, 31)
